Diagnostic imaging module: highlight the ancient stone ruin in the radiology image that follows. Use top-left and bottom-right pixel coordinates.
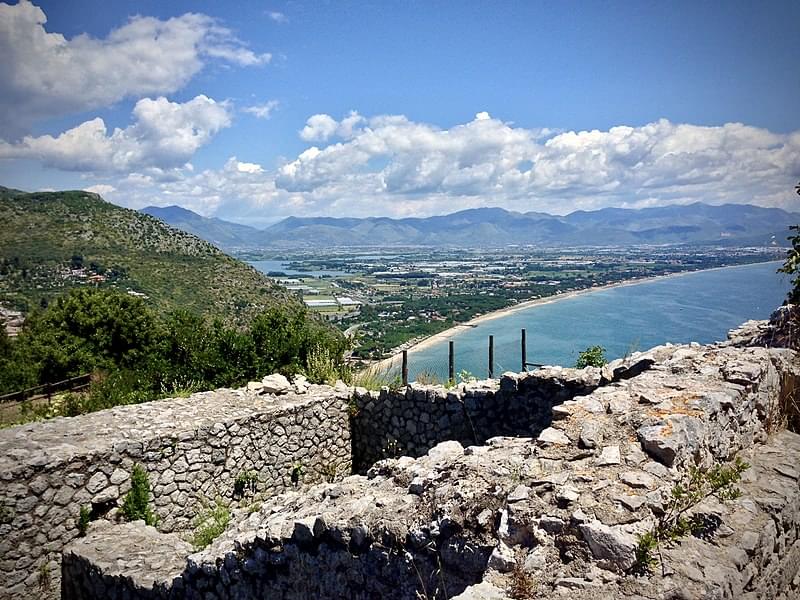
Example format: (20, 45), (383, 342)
(1, 306), (798, 599)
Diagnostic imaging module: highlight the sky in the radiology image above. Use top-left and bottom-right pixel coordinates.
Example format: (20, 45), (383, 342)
(0, 0), (798, 226)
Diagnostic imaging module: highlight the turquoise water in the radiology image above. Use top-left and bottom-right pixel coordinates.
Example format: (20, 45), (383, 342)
(249, 259), (349, 278)
(407, 261), (790, 380)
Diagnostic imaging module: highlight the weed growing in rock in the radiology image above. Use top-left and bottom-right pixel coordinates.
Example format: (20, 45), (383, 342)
(321, 461), (339, 483)
(192, 498), (231, 549)
(0, 502), (12, 524)
(381, 437), (401, 459)
(507, 560), (535, 599)
(291, 462), (305, 486)
(121, 464), (157, 526)
(457, 370), (476, 384)
(233, 470), (259, 497)
(633, 457), (749, 574)
(77, 505), (91, 536)
(305, 343), (350, 385)
(575, 345), (607, 368)
(347, 394), (361, 418)
(37, 562), (51, 593)
(350, 365), (401, 391)
(415, 369), (440, 385)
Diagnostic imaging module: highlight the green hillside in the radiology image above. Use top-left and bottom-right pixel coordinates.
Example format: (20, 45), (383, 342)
(0, 187), (295, 322)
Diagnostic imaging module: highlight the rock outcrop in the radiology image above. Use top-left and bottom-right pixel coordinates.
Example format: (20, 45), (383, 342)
(2, 311), (799, 599)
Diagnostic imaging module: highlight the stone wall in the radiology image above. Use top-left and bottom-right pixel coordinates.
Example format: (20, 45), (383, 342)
(4, 307), (800, 599)
(350, 367), (598, 472)
(56, 317), (800, 599)
(0, 383), (352, 599)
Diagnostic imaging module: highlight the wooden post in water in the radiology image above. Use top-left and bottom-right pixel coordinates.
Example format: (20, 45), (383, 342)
(401, 350), (408, 386)
(448, 341), (455, 383)
(521, 328), (527, 372)
(488, 335), (494, 379)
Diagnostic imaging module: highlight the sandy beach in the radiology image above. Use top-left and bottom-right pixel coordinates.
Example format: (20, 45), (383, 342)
(367, 261), (780, 373)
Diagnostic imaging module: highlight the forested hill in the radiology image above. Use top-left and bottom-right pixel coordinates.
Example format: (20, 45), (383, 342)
(0, 187), (296, 322)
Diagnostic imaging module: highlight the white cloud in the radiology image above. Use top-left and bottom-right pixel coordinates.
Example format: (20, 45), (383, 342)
(233, 159), (264, 174)
(0, 95), (232, 172)
(299, 111), (365, 142)
(300, 114), (339, 142)
(0, 1), (270, 134)
(267, 11), (288, 23)
(83, 184), (116, 196)
(10, 112), (800, 221)
(274, 113), (800, 215)
(243, 100), (280, 119)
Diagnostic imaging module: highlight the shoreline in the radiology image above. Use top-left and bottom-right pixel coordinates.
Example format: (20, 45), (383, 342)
(369, 260), (782, 373)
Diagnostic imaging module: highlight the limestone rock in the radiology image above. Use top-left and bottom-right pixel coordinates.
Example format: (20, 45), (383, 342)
(537, 427), (570, 446)
(596, 445), (621, 466)
(580, 421), (603, 449)
(619, 471), (656, 489)
(637, 415), (704, 467)
(507, 484), (530, 503)
(578, 520), (638, 571)
(292, 374), (310, 394)
(487, 541), (516, 573)
(261, 373), (292, 395)
(450, 582), (508, 600)
(246, 380), (265, 393)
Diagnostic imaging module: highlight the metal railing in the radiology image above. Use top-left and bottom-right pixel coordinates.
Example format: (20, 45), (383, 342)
(0, 373), (92, 404)
(388, 328), (540, 385)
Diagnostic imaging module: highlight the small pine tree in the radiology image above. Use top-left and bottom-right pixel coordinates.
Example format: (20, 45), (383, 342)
(121, 464), (157, 526)
(777, 182), (800, 304)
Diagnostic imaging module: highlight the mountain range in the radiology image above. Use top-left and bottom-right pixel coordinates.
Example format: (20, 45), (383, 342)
(143, 202), (798, 250)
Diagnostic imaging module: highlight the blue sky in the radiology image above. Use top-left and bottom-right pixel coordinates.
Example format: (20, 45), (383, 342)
(0, 0), (798, 225)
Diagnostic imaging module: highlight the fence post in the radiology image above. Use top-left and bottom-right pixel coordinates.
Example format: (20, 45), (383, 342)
(521, 328), (527, 372)
(402, 350), (408, 386)
(448, 341), (455, 383)
(488, 335), (494, 379)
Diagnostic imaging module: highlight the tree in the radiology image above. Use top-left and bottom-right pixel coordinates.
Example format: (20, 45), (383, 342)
(19, 288), (158, 383)
(777, 182), (800, 304)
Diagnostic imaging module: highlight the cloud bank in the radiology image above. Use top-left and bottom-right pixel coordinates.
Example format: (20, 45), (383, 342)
(0, 0), (269, 134)
(69, 112), (799, 222)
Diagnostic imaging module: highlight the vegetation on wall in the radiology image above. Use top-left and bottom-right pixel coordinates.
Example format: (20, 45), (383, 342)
(121, 464), (157, 527)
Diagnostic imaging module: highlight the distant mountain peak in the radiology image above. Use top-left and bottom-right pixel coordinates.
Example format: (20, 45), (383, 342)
(141, 202), (798, 250)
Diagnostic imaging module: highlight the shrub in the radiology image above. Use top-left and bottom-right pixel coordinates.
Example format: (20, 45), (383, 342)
(305, 343), (346, 385)
(77, 505), (91, 536)
(192, 499), (231, 549)
(457, 370), (477, 384)
(233, 471), (259, 497)
(633, 457), (749, 574)
(121, 464), (157, 526)
(575, 345), (606, 368)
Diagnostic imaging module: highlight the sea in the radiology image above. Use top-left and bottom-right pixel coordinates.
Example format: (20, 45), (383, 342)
(406, 261), (791, 381)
